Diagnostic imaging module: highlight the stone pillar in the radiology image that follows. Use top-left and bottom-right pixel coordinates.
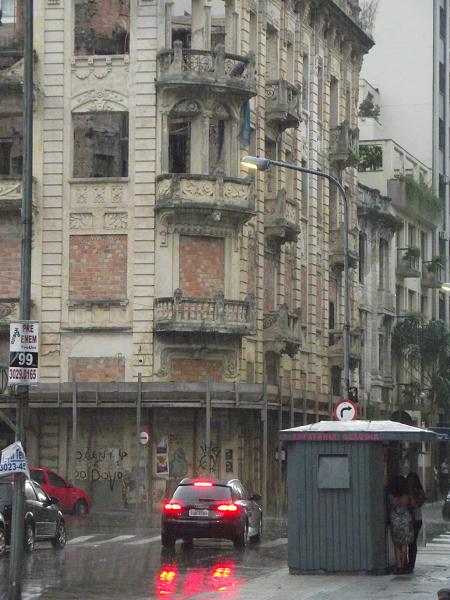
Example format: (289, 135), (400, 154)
(191, 0), (205, 49)
(203, 1), (211, 49)
(190, 115), (205, 173)
(160, 111), (169, 173)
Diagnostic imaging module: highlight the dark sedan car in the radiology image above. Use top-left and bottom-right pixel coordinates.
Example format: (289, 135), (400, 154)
(161, 478), (262, 548)
(0, 477), (67, 552)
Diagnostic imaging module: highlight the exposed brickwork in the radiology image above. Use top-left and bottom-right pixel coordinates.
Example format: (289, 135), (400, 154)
(69, 235), (127, 301)
(179, 235), (224, 297)
(0, 236), (20, 297)
(263, 253), (277, 311)
(171, 358), (223, 382)
(68, 356), (125, 383)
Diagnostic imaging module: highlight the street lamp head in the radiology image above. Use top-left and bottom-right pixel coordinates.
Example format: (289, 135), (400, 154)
(442, 282), (450, 292)
(241, 155), (271, 171)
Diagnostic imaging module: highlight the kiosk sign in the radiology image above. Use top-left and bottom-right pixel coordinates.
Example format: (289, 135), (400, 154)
(9, 321), (39, 385)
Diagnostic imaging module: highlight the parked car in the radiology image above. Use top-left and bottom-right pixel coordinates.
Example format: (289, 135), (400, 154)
(161, 478), (262, 549)
(0, 476), (67, 552)
(30, 467), (92, 515)
(443, 490), (450, 520)
(0, 511), (6, 557)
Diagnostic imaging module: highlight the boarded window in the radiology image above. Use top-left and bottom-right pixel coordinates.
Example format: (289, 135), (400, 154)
(74, 0), (130, 56)
(73, 112), (128, 178)
(318, 455), (350, 489)
(179, 236), (225, 297)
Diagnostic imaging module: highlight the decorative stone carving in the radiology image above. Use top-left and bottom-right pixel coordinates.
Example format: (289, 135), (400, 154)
(69, 212), (94, 229)
(0, 180), (22, 201)
(263, 304), (302, 357)
(104, 212), (128, 230)
(157, 179), (171, 197)
(0, 303), (17, 319)
(171, 100), (201, 116)
(93, 187), (106, 204)
(111, 186), (124, 203)
(71, 56), (130, 81)
(179, 179), (214, 198)
(74, 186), (88, 204)
(155, 345), (238, 379)
(72, 89), (128, 112)
(71, 182), (127, 207)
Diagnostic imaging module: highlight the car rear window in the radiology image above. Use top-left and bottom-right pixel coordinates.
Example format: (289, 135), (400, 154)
(172, 485), (232, 503)
(30, 469), (45, 484)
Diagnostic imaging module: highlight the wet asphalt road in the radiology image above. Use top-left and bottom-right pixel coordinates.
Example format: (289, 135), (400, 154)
(0, 515), (287, 599)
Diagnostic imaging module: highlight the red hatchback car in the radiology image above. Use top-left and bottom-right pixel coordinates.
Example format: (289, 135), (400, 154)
(30, 467), (93, 515)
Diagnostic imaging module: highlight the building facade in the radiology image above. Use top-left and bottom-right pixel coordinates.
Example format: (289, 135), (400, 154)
(0, 0), (372, 513)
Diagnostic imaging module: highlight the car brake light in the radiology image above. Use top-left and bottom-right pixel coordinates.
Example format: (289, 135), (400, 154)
(163, 502), (182, 511)
(217, 503), (238, 512)
(193, 481), (213, 487)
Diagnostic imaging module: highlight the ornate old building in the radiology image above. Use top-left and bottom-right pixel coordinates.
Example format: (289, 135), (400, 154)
(0, 0), (372, 514)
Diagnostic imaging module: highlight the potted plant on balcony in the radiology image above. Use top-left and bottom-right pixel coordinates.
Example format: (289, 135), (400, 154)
(404, 246), (420, 260)
(426, 255), (445, 275)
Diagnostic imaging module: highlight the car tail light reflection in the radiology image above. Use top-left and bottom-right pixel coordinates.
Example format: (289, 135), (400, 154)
(163, 502), (182, 511)
(217, 503), (238, 512)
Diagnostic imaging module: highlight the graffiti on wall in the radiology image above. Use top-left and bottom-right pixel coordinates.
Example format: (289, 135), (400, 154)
(199, 443), (220, 473)
(169, 447), (188, 478)
(75, 447), (128, 492)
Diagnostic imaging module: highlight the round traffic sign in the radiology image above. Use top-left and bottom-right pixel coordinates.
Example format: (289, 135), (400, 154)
(139, 428), (151, 445)
(333, 399), (358, 421)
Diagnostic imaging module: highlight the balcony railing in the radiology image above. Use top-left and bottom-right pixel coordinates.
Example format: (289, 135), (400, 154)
(329, 224), (359, 269)
(421, 260), (444, 289)
(265, 189), (300, 244)
(328, 329), (362, 366)
(154, 289), (256, 336)
(157, 42), (256, 98)
(156, 173), (255, 225)
(265, 80), (301, 130)
(396, 248), (420, 278)
(263, 304), (302, 357)
(329, 120), (359, 167)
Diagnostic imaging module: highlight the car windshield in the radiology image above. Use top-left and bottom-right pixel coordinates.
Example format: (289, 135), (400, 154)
(0, 483), (13, 511)
(172, 485), (232, 503)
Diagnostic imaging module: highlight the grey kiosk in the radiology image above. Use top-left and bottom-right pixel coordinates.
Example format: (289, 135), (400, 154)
(280, 420), (437, 574)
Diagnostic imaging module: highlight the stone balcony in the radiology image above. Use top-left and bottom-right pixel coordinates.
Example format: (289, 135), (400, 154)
(156, 42), (256, 99)
(396, 248), (420, 278)
(328, 329), (362, 367)
(0, 177), (36, 212)
(421, 260), (444, 289)
(329, 120), (359, 168)
(265, 80), (301, 131)
(154, 289), (256, 336)
(156, 173), (255, 228)
(264, 189), (300, 244)
(329, 224), (359, 270)
(263, 304), (302, 357)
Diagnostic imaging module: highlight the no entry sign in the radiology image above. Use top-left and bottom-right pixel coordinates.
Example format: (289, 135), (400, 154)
(333, 399), (358, 421)
(139, 427), (151, 446)
(9, 321), (39, 385)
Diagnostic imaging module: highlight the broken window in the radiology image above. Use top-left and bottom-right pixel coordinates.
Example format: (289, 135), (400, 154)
(73, 112), (128, 178)
(169, 119), (190, 173)
(0, 0), (24, 69)
(0, 114), (22, 176)
(74, 0), (129, 56)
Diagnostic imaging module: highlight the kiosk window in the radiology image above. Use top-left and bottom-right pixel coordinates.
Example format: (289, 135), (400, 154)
(318, 455), (350, 489)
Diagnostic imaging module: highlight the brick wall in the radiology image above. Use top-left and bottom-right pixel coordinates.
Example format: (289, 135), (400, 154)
(68, 356), (125, 383)
(171, 358), (223, 382)
(69, 234), (127, 301)
(0, 235), (21, 297)
(179, 235), (224, 297)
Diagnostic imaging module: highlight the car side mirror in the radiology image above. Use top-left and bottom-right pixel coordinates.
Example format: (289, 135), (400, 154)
(251, 493), (262, 502)
(47, 497), (58, 506)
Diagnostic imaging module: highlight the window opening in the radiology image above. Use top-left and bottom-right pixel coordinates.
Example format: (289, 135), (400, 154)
(73, 112), (129, 178)
(0, 114), (22, 176)
(74, 0), (130, 56)
(169, 119), (191, 173)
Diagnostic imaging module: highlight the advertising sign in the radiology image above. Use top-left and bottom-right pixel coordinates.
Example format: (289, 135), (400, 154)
(0, 442), (30, 478)
(9, 321), (39, 385)
(155, 436), (169, 476)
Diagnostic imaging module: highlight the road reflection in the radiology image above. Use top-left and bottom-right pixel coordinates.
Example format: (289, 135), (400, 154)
(155, 558), (245, 598)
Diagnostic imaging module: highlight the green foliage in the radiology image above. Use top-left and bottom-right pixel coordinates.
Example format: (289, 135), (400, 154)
(397, 174), (443, 213)
(358, 144), (383, 171)
(358, 92), (381, 119)
(404, 246), (420, 259)
(392, 317), (450, 418)
(426, 255), (445, 274)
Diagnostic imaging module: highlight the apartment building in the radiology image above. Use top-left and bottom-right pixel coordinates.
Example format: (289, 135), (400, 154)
(0, 0), (372, 513)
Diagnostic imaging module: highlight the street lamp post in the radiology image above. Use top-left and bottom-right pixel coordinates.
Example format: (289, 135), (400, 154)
(241, 155), (351, 401)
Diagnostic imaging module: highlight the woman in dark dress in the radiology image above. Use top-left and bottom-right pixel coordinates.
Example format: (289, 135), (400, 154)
(406, 472), (425, 572)
(389, 475), (414, 574)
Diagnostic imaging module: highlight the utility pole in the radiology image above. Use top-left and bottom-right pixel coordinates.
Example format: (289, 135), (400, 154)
(8, 0), (33, 597)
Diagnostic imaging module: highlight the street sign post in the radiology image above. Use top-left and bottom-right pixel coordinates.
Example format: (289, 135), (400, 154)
(333, 399), (358, 421)
(8, 321), (39, 385)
